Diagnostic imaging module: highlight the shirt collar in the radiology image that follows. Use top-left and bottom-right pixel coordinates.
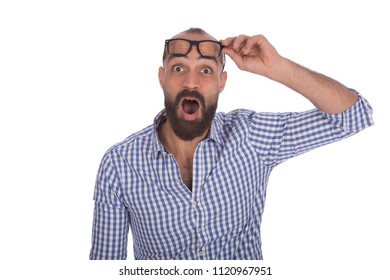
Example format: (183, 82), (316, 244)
(208, 114), (224, 145)
(152, 109), (223, 158)
(152, 109), (167, 158)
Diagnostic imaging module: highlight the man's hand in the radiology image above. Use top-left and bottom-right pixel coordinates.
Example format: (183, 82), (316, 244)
(220, 34), (358, 114)
(220, 34), (283, 78)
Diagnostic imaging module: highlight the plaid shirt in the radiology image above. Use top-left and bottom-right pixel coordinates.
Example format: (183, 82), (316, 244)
(89, 93), (373, 260)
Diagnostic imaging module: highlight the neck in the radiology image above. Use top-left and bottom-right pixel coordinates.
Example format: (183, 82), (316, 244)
(158, 120), (208, 158)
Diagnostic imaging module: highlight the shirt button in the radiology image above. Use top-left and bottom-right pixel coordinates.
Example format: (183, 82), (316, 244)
(192, 200), (197, 206)
(197, 228), (202, 233)
(199, 251), (204, 256)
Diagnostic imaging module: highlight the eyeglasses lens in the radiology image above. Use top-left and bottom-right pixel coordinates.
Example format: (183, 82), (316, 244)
(198, 41), (221, 58)
(168, 39), (221, 58)
(168, 40), (190, 56)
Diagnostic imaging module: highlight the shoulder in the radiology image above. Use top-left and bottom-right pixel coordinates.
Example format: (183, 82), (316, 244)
(214, 109), (256, 125)
(210, 109), (257, 143)
(104, 124), (155, 158)
(214, 109), (282, 128)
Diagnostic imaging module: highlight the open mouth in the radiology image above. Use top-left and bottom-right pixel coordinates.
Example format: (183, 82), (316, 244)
(181, 98), (200, 115)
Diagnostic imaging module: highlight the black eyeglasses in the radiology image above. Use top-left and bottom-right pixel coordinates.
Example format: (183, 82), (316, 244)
(164, 38), (224, 60)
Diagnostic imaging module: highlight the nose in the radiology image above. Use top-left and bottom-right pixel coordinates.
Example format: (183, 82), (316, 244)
(181, 47), (201, 90)
(182, 70), (200, 90)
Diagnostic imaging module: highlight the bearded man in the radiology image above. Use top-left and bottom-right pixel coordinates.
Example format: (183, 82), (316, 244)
(89, 28), (373, 260)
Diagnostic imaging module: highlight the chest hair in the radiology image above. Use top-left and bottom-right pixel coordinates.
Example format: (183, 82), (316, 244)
(178, 158), (193, 191)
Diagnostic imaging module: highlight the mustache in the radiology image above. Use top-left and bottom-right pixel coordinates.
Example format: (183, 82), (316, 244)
(175, 90), (206, 108)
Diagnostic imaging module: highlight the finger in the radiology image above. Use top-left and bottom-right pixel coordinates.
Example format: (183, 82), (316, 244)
(220, 35), (249, 54)
(219, 36), (237, 48)
(232, 35), (250, 54)
(240, 35), (266, 55)
(242, 35), (261, 53)
(222, 46), (245, 70)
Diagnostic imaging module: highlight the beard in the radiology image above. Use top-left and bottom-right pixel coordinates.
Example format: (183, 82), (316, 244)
(164, 89), (218, 141)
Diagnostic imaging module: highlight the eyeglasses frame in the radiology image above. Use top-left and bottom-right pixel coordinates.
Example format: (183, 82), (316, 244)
(164, 38), (226, 70)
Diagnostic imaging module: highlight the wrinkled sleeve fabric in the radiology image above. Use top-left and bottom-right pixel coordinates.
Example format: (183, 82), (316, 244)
(89, 152), (129, 260)
(247, 92), (374, 167)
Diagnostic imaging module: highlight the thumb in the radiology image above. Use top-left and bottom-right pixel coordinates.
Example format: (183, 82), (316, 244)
(222, 48), (244, 70)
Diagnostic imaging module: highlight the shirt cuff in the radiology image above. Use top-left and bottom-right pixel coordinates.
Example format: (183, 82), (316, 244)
(323, 90), (374, 133)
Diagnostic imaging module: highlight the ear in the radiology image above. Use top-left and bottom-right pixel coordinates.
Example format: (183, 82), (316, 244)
(218, 71), (228, 93)
(158, 66), (165, 88)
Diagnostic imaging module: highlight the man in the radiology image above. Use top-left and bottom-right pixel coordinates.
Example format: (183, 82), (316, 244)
(89, 28), (373, 260)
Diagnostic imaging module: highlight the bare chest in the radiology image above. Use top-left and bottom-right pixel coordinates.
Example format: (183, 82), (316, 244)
(177, 158), (193, 191)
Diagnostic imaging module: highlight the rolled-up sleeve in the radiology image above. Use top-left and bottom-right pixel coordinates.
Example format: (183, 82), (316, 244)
(248, 92), (374, 167)
(89, 153), (129, 260)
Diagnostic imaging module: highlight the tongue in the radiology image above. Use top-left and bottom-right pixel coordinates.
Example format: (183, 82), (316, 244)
(183, 99), (199, 114)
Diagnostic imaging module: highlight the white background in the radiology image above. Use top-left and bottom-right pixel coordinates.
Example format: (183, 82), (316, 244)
(1, 0), (389, 279)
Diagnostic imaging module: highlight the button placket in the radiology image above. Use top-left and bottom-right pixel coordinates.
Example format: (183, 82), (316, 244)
(194, 198), (209, 259)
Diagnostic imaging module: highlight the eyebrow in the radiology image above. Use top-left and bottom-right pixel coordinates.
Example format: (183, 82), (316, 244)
(166, 55), (218, 65)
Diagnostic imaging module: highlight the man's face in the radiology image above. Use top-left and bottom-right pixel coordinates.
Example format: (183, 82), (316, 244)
(158, 32), (227, 141)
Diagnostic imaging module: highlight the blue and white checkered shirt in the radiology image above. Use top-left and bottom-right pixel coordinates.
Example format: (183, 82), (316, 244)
(90, 93), (373, 260)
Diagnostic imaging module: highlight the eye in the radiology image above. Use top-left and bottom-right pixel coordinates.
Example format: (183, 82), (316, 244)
(201, 67), (212, 74)
(172, 65), (183, 72)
